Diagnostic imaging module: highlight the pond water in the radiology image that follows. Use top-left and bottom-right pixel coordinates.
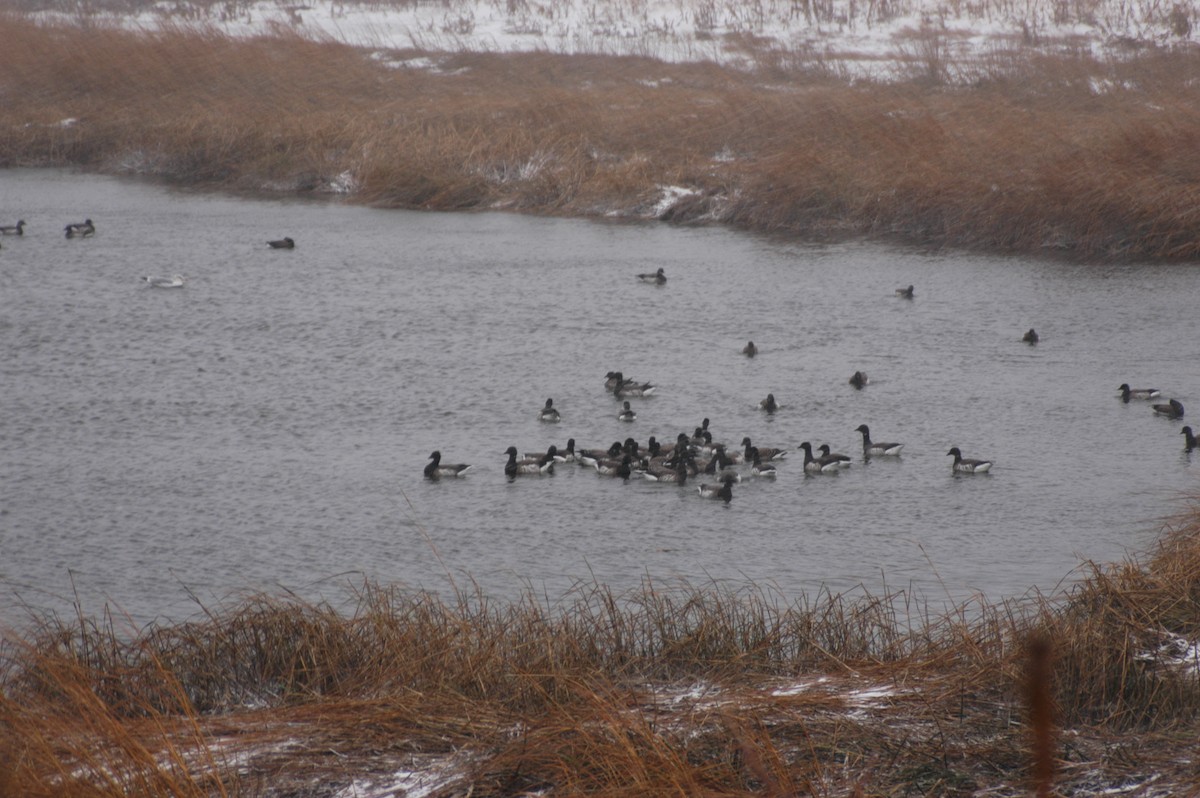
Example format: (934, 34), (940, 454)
(1, 169), (1197, 630)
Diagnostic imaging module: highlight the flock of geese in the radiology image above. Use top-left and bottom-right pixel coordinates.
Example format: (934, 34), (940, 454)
(424, 268), (1200, 502)
(0, 217), (295, 287)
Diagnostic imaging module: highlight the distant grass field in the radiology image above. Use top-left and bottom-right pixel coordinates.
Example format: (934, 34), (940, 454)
(2, 500), (1198, 794)
(2, 15), (1199, 260)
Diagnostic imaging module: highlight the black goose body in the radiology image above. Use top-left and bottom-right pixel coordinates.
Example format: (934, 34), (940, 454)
(0, 220), (25, 235)
(947, 447), (993, 473)
(697, 474), (736, 502)
(742, 341), (758, 357)
(855, 424), (903, 456)
(64, 218), (95, 238)
(267, 237), (295, 249)
(638, 267), (667, 285)
(1152, 399), (1185, 419)
(424, 451), (472, 479)
(1118, 383), (1160, 402)
(1022, 328), (1039, 344)
(799, 442), (841, 474)
(1182, 426), (1197, 451)
(742, 436), (786, 462)
(537, 398), (561, 422)
(759, 393), (778, 413)
(504, 445), (555, 477)
(896, 284), (914, 298)
(849, 371), (868, 390)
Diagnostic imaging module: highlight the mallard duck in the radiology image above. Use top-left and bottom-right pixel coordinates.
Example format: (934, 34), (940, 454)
(142, 274), (185, 288)
(1152, 399), (1185, 419)
(896, 284), (914, 299)
(537, 398), (561, 422)
(424, 451), (472, 479)
(0, 220), (25, 235)
(855, 424), (903, 456)
(947, 447), (993, 473)
(64, 219), (95, 238)
(638, 267), (666, 285)
(267, 237), (295, 249)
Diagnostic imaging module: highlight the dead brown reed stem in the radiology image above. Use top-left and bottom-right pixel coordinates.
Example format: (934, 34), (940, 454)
(3, 16), (1200, 260)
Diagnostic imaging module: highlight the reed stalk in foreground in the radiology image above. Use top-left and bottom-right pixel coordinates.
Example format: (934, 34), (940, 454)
(1, 500), (1198, 795)
(2, 16), (1200, 260)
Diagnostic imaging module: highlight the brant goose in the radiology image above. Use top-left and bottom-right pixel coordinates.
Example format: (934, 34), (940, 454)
(612, 372), (656, 397)
(799, 442), (842, 473)
(947, 447), (993, 473)
(849, 371), (868, 390)
(504, 445), (555, 477)
(537, 398), (561, 422)
(424, 451), (472, 479)
(267, 237), (295, 249)
(1118, 384), (1161, 402)
(638, 267), (667, 285)
(759, 393), (778, 413)
(1022, 328), (1039, 344)
(855, 424), (904, 456)
(644, 460), (690, 484)
(742, 341), (758, 357)
(64, 219), (95, 238)
(896, 284), (915, 299)
(1152, 399), (1185, 419)
(1182, 426), (1197, 451)
(697, 474), (736, 502)
(817, 444), (852, 468)
(617, 401), (637, 422)
(595, 454), (634, 479)
(741, 436), (786, 462)
(142, 274), (185, 288)
(0, 220), (25, 235)
(747, 448), (777, 477)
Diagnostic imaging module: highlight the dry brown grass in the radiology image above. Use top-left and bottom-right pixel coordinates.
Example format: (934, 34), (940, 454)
(3, 15), (1200, 260)
(3, 500), (1199, 795)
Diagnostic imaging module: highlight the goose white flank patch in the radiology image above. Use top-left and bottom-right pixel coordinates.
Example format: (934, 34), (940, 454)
(1118, 383), (1161, 402)
(64, 218), (95, 238)
(617, 401), (637, 422)
(1022, 328), (1039, 344)
(742, 340), (757, 357)
(267, 237), (295, 249)
(537, 398), (561, 422)
(142, 274), (186, 288)
(896, 284), (914, 298)
(799, 442), (842, 474)
(855, 424), (903, 456)
(947, 447), (993, 473)
(637, 267), (666, 285)
(0, 220), (25, 235)
(1152, 399), (1185, 419)
(424, 451), (472, 479)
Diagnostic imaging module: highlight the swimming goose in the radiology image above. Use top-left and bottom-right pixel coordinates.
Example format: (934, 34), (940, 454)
(638, 267), (666, 285)
(537, 398), (561, 422)
(612, 372), (656, 397)
(947, 447), (993, 473)
(595, 454), (634, 480)
(697, 474), (736, 502)
(742, 437), (786, 462)
(644, 460), (690, 485)
(1152, 399), (1185, 419)
(896, 284), (914, 299)
(1022, 328), (1039, 344)
(504, 445), (555, 477)
(617, 401), (637, 422)
(522, 445), (566, 465)
(64, 219), (95, 238)
(760, 393), (779, 413)
(855, 424), (904, 456)
(142, 274), (185, 288)
(1182, 426), (1197, 451)
(747, 448), (777, 478)
(267, 237), (295, 249)
(742, 341), (758, 357)
(579, 441), (624, 468)
(555, 438), (578, 463)
(424, 451), (472, 479)
(849, 371), (869, 390)
(799, 442), (842, 474)
(1118, 384), (1161, 402)
(0, 220), (25, 235)
(816, 444), (852, 468)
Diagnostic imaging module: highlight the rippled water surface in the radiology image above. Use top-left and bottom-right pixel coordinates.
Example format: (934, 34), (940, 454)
(2, 169), (1198, 628)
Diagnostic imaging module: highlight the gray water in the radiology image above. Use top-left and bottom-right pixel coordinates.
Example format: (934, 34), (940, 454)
(2, 168), (1198, 630)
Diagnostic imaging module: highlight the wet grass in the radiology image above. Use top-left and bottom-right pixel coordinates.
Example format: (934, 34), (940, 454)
(2, 15), (1200, 260)
(2, 500), (1198, 795)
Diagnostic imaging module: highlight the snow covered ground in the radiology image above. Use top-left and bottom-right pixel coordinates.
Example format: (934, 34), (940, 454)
(38, 0), (1200, 78)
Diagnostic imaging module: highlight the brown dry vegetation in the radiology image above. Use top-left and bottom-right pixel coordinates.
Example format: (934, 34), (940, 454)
(2, 500), (1199, 796)
(2, 15), (1200, 260)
